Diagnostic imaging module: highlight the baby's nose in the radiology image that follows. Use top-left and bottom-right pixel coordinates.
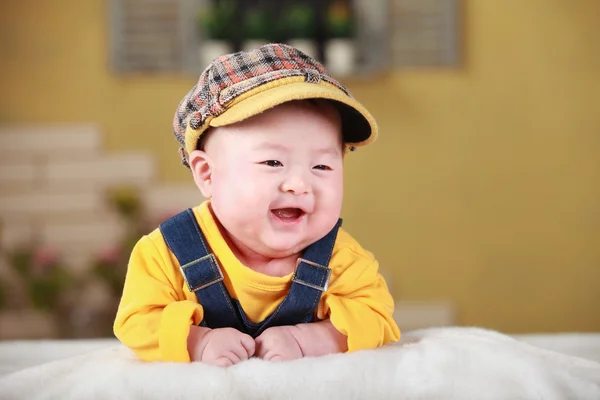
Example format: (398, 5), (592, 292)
(280, 175), (311, 195)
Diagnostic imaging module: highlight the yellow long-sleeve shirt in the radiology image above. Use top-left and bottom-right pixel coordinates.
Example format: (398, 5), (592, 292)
(113, 201), (400, 363)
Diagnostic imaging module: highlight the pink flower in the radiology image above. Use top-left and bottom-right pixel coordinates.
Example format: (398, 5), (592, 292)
(33, 246), (60, 270)
(96, 247), (122, 266)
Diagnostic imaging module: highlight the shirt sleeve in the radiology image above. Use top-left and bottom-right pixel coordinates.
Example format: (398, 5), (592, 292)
(113, 234), (204, 363)
(319, 254), (400, 352)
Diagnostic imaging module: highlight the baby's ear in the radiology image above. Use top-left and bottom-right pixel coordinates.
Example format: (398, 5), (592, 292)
(189, 150), (213, 198)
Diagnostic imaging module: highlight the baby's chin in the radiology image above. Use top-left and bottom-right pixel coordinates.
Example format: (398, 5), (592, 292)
(256, 224), (338, 257)
(252, 237), (313, 259)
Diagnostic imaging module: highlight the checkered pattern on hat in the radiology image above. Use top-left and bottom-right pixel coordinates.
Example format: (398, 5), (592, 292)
(173, 43), (353, 149)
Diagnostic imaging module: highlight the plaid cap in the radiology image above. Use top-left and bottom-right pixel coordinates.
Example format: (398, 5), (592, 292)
(173, 43), (378, 167)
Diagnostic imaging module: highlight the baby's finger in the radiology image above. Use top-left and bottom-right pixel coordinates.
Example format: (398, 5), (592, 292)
(261, 349), (279, 361)
(215, 349), (244, 367)
(254, 337), (265, 358)
(227, 343), (249, 362)
(240, 334), (256, 357)
(214, 357), (233, 368)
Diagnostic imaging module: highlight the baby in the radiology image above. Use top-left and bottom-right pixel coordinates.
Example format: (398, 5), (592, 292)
(114, 43), (400, 367)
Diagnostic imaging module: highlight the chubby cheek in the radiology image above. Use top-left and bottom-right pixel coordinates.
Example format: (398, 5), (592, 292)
(228, 165), (270, 205)
(317, 173), (344, 218)
(211, 165), (269, 223)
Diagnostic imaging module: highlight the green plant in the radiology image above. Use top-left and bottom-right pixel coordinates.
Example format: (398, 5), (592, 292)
(198, 0), (236, 40)
(283, 3), (316, 39)
(92, 246), (127, 297)
(243, 7), (275, 41)
(7, 245), (72, 311)
(94, 185), (154, 297)
(0, 281), (5, 309)
(326, 0), (355, 39)
(106, 186), (143, 223)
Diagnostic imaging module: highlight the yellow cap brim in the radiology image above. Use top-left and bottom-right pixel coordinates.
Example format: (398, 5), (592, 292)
(184, 78), (378, 157)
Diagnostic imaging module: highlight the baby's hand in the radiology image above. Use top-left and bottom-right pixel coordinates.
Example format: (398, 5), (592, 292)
(191, 327), (255, 367)
(255, 326), (303, 362)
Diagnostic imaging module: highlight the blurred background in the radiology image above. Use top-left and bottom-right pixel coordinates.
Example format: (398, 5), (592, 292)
(0, 0), (598, 340)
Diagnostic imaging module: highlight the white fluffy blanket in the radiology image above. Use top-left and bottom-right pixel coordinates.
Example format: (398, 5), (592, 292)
(1, 327), (599, 400)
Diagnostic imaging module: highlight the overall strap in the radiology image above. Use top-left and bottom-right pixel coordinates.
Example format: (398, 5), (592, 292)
(254, 219), (342, 336)
(159, 209), (243, 331)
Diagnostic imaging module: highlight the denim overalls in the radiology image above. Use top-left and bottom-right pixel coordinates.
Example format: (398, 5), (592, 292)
(159, 209), (341, 338)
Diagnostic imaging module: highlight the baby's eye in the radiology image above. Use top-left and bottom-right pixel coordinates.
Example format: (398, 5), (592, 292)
(262, 160), (283, 167)
(313, 165), (332, 171)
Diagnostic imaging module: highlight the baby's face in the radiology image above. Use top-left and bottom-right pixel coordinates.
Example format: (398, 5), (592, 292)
(197, 101), (344, 259)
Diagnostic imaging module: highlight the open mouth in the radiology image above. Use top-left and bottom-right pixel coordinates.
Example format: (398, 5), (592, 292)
(271, 208), (305, 222)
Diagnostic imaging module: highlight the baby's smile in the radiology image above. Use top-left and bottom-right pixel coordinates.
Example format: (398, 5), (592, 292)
(271, 208), (306, 224)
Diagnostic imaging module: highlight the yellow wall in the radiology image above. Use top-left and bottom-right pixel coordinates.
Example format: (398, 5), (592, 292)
(1, 0), (599, 333)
